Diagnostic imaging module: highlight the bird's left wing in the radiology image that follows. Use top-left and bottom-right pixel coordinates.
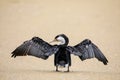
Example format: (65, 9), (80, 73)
(11, 37), (59, 60)
(66, 39), (108, 65)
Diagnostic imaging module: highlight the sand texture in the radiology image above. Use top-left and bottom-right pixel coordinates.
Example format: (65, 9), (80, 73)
(0, 0), (120, 80)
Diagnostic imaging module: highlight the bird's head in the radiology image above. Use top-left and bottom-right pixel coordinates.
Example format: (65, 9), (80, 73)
(50, 34), (69, 46)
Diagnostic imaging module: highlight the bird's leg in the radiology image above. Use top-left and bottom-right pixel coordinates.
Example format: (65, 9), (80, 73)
(66, 66), (69, 72)
(56, 66), (59, 72)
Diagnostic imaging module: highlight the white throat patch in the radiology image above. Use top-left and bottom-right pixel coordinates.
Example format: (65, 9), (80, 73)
(56, 36), (65, 45)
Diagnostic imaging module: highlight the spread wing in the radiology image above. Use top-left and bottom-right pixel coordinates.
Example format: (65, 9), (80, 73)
(11, 37), (59, 60)
(67, 39), (108, 65)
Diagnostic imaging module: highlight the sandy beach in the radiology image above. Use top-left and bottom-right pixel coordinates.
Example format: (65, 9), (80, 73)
(0, 0), (120, 80)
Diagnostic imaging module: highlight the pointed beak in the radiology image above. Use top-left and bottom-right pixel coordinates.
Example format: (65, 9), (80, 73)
(49, 39), (58, 43)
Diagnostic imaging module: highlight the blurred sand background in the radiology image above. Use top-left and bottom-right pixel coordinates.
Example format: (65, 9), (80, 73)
(0, 0), (120, 80)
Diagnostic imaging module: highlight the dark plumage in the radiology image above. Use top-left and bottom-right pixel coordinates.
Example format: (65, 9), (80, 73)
(11, 34), (108, 72)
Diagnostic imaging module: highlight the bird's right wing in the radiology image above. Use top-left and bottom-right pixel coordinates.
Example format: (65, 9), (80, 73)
(11, 37), (59, 60)
(74, 39), (108, 65)
(67, 39), (108, 65)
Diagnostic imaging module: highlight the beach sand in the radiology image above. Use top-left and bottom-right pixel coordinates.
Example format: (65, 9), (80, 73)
(0, 0), (120, 80)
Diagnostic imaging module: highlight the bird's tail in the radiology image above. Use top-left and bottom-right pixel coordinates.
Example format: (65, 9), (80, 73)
(58, 61), (66, 67)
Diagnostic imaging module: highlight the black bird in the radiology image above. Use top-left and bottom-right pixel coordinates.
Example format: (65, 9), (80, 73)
(11, 34), (108, 72)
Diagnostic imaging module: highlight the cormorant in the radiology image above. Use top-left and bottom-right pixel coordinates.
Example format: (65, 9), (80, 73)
(11, 34), (108, 72)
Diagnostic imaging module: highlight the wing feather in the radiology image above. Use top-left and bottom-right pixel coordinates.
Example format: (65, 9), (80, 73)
(92, 43), (108, 65)
(11, 37), (59, 60)
(70, 39), (108, 65)
(66, 46), (82, 56)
